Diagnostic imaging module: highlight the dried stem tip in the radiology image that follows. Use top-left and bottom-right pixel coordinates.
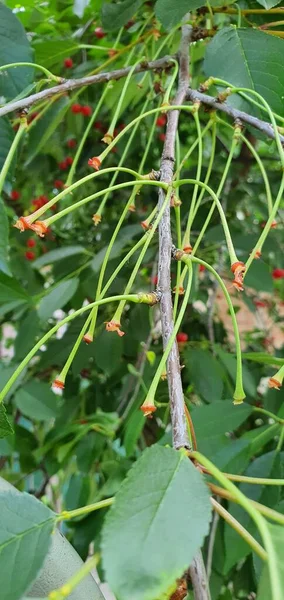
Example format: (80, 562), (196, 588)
(88, 156), (101, 170)
(140, 397), (157, 418)
(92, 214), (101, 226)
(53, 378), (65, 390)
(105, 320), (125, 337)
(231, 261), (246, 292)
(83, 333), (93, 344)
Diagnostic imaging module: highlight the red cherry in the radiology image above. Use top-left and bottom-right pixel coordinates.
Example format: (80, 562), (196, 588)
(272, 268), (284, 279)
(94, 121), (103, 130)
(81, 105), (92, 117)
(199, 264), (206, 272)
(54, 179), (64, 189)
(176, 332), (188, 343)
(64, 57), (73, 68)
(124, 19), (135, 29)
(151, 275), (158, 285)
(159, 133), (166, 142)
(94, 27), (106, 39)
(67, 138), (76, 148)
(156, 115), (167, 127)
(25, 251), (35, 261)
(26, 238), (36, 248)
(58, 160), (68, 170)
(71, 103), (82, 114)
(10, 190), (20, 201)
(254, 300), (267, 308)
(66, 156), (73, 166)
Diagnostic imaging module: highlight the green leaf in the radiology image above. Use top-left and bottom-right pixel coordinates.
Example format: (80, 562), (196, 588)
(0, 198), (11, 276)
(242, 353), (284, 367)
(0, 4), (34, 101)
(217, 348), (257, 398)
(0, 273), (29, 304)
(102, 445), (211, 600)
(204, 28), (284, 115)
(183, 348), (224, 402)
(14, 311), (40, 361)
(245, 261), (273, 293)
(101, 0), (143, 31)
(155, 0), (235, 29)
(256, 0), (281, 8)
(191, 401), (252, 439)
(224, 451), (282, 572)
(257, 523), (284, 600)
(33, 40), (80, 69)
(0, 491), (55, 600)
(91, 225), (140, 273)
(0, 404), (13, 439)
(33, 246), (87, 269)
(0, 118), (15, 186)
(93, 330), (123, 376)
(27, 97), (70, 163)
(14, 381), (59, 421)
(37, 278), (79, 321)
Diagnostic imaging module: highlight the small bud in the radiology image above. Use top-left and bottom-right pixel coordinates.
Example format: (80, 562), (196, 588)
(160, 370), (167, 380)
(253, 249), (262, 259)
(92, 213), (102, 226)
(199, 77), (214, 93)
(268, 366), (284, 390)
(138, 292), (160, 306)
(88, 156), (101, 170)
(83, 333), (93, 344)
(14, 216), (32, 232)
(105, 320), (125, 337)
(101, 133), (113, 145)
(53, 378), (65, 390)
(217, 88), (232, 103)
(173, 285), (185, 295)
(170, 193), (182, 208)
(141, 220), (152, 231)
(140, 397), (157, 417)
(128, 204), (136, 212)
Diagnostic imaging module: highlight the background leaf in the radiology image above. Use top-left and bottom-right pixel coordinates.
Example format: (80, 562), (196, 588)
(0, 4), (34, 100)
(0, 405), (13, 439)
(184, 348), (224, 402)
(0, 118), (15, 186)
(14, 381), (59, 421)
(102, 445), (211, 600)
(204, 28), (284, 114)
(0, 198), (11, 276)
(0, 491), (55, 600)
(37, 278), (79, 320)
(102, 0), (143, 31)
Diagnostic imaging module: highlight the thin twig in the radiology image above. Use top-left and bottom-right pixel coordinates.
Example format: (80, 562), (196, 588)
(206, 500), (220, 579)
(186, 88), (284, 144)
(158, 19), (211, 600)
(0, 55), (174, 117)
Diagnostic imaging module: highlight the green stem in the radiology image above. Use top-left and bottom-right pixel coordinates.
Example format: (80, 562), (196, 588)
(217, 117), (273, 215)
(48, 555), (98, 600)
(211, 497), (267, 561)
(190, 451), (281, 599)
(192, 121), (217, 222)
(174, 119), (213, 180)
(183, 108), (204, 246)
(0, 119), (27, 196)
(174, 178), (238, 264)
(276, 427), (284, 453)
(0, 62), (61, 83)
(223, 473), (284, 485)
(143, 263), (193, 405)
(181, 255), (245, 403)
(253, 406), (284, 425)
(57, 497), (114, 521)
(45, 179), (167, 226)
(107, 58), (143, 139)
(245, 174), (284, 272)
(162, 59), (179, 105)
(0, 294), (144, 403)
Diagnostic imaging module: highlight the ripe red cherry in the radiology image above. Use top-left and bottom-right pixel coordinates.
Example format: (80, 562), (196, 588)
(94, 121), (103, 131)
(199, 264), (206, 272)
(156, 115), (167, 127)
(272, 268), (284, 279)
(64, 57), (73, 68)
(10, 190), (20, 201)
(176, 332), (188, 343)
(54, 179), (64, 189)
(94, 27), (106, 39)
(25, 251), (35, 261)
(66, 156), (73, 166)
(159, 133), (166, 142)
(67, 138), (76, 148)
(81, 105), (92, 117)
(71, 103), (82, 114)
(58, 160), (67, 170)
(26, 238), (36, 248)
(151, 275), (158, 285)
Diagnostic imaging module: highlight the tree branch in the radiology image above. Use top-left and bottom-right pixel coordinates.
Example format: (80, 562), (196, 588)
(186, 88), (284, 144)
(157, 22), (211, 600)
(157, 25), (191, 452)
(0, 55), (174, 118)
